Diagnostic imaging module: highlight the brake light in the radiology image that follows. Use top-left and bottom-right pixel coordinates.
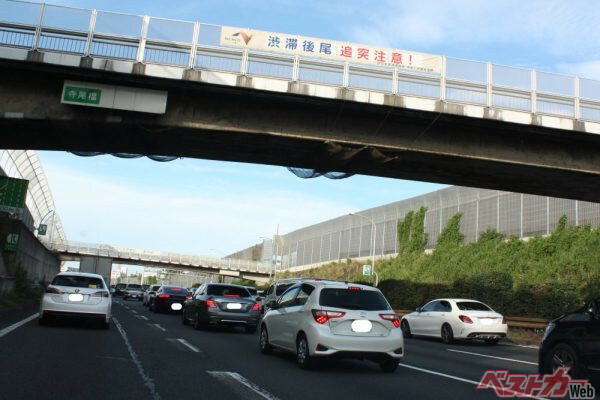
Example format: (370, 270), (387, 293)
(158, 294), (171, 298)
(185, 296), (191, 300)
(91, 291), (109, 298)
(206, 299), (217, 308)
(224, 294), (240, 298)
(347, 286), (362, 290)
(379, 313), (400, 328)
(251, 303), (260, 311)
(45, 286), (60, 294)
(311, 309), (345, 324)
(459, 315), (473, 324)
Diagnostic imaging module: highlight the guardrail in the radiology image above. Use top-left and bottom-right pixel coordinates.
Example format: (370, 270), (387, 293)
(395, 309), (549, 330)
(0, 0), (599, 126)
(45, 240), (272, 274)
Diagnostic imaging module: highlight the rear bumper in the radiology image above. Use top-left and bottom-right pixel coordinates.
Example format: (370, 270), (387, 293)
(457, 323), (508, 339)
(41, 310), (108, 321)
(207, 310), (260, 326)
(41, 296), (111, 322)
(305, 324), (404, 359)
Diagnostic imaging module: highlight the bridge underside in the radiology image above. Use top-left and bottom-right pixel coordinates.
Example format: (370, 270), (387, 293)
(2, 59), (600, 202)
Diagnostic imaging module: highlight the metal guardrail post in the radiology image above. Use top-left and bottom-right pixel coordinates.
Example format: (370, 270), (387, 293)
(392, 67), (398, 95)
(84, 9), (97, 56)
(486, 62), (492, 108)
(440, 56), (446, 101)
(292, 55), (299, 81)
(342, 62), (349, 88)
(32, 3), (46, 50)
(531, 69), (537, 114)
(240, 49), (248, 75)
(188, 21), (199, 69)
(574, 76), (580, 120)
(137, 15), (149, 63)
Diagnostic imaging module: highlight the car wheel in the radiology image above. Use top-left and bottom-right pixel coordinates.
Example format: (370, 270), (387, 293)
(401, 319), (412, 338)
(102, 320), (110, 330)
(259, 326), (273, 354)
(245, 325), (257, 334)
(379, 358), (399, 373)
(441, 323), (454, 344)
(485, 338), (499, 345)
(545, 343), (580, 378)
(193, 311), (204, 330)
(181, 309), (189, 325)
(296, 334), (313, 370)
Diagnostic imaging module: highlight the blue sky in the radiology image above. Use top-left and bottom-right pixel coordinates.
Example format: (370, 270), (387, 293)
(35, 0), (600, 260)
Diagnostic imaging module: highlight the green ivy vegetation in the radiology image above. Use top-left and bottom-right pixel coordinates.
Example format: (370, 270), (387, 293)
(278, 213), (600, 318)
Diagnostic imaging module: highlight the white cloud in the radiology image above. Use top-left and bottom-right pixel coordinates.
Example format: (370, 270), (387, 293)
(42, 162), (355, 256)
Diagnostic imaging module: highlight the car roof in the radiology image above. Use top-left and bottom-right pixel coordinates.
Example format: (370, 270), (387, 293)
(429, 298), (484, 303)
(56, 271), (104, 279)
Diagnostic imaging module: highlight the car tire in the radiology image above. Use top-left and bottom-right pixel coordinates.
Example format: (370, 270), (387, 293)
(544, 343), (580, 378)
(259, 326), (273, 354)
(485, 338), (499, 345)
(379, 358), (399, 373)
(193, 311), (204, 330)
(181, 309), (189, 325)
(296, 334), (314, 370)
(401, 319), (412, 338)
(102, 320), (110, 330)
(441, 323), (454, 344)
(245, 325), (257, 334)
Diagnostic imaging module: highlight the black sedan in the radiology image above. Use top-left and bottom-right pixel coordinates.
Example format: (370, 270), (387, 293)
(539, 298), (600, 387)
(149, 286), (190, 313)
(181, 283), (261, 333)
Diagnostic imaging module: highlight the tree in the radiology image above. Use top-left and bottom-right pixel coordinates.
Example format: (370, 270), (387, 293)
(145, 275), (157, 285)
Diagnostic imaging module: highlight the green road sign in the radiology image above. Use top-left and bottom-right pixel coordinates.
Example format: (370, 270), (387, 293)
(38, 224), (47, 236)
(4, 233), (19, 252)
(62, 85), (101, 105)
(362, 264), (372, 276)
(0, 176), (28, 215)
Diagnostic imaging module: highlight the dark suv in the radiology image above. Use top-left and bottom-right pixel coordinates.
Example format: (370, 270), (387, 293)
(539, 298), (600, 385)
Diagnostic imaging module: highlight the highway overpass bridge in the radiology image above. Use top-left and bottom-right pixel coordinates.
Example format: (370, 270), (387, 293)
(47, 240), (271, 284)
(1, 1), (600, 202)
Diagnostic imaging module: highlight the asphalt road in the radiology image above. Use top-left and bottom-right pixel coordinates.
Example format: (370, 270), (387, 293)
(0, 298), (548, 400)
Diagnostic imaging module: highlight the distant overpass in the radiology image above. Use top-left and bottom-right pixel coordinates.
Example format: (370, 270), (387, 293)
(1, 1), (600, 201)
(47, 240), (271, 283)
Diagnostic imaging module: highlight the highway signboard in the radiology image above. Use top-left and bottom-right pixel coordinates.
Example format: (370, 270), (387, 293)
(0, 176), (28, 217)
(362, 264), (372, 276)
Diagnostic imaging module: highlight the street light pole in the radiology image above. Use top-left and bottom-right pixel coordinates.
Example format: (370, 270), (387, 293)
(349, 213), (379, 286)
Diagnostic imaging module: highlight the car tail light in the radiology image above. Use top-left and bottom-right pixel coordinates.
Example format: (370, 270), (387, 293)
(224, 294), (240, 298)
(185, 296), (191, 300)
(91, 291), (110, 298)
(459, 315), (474, 324)
(45, 286), (60, 294)
(379, 313), (400, 328)
(347, 286), (362, 290)
(311, 309), (345, 324)
(206, 299), (217, 308)
(251, 303), (260, 311)
(158, 294), (171, 298)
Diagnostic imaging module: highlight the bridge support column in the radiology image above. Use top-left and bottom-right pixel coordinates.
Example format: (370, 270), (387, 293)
(79, 256), (112, 287)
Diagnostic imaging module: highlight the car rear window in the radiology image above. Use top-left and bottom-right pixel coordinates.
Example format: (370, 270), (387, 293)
(127, 284), (142, 289)
(319, 288), (391, 311)
(52, 275), (105, 289)
(164, 286), (187, 295)
(246, 288), (257, 295)
(115, 283), (126, 289)
(276, 283), (293, 296)
(207, 285), (250, 297)
(456, 301), (491, 311)
(151, 285), (161, 291)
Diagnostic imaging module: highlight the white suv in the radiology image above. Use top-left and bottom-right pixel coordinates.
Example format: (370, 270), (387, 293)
(259, 280), (404, 372)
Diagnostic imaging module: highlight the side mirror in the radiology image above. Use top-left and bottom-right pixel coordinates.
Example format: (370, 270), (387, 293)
(267, 300), (278, 309)
(415, 307), (421, 313)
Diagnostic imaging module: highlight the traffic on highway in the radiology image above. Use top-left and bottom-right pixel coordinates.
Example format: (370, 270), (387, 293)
(0, 271), (597, 399)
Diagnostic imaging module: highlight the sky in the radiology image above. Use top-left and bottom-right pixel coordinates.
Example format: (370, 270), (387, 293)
(31, 0), (600, 262)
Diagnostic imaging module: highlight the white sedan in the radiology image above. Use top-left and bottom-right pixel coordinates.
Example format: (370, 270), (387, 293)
(39, 272), (111, 329)
(400, 298), (507, 344)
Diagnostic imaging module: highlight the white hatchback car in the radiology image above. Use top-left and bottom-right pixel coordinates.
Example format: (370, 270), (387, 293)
(259, 280), (404, 372)
(401, 298), (507, 344)
(39, 272), (111, 329)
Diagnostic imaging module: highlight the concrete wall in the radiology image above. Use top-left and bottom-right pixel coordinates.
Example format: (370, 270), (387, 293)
(0, 215), (60, 293)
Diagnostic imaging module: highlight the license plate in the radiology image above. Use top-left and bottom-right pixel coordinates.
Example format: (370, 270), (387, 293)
(171, 303), (182, 311)
(480, 318), (494, 325)
(351, 319), (373, 333)
(226, 303), (242, 310)
(68, 293), (84, 302)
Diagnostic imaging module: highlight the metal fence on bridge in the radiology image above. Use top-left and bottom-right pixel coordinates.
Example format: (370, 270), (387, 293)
(0, 0), (599, 124)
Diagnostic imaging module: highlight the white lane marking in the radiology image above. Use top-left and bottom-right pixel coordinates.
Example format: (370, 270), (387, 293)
(0, 314), (38, 338)
(152, 323), (166, 332)
(207, 371), (280, 400)
(447, 348), (537, 365)
(176, 338), (200, 352)
(398, 363), (547, 400)
(139, 315), (149, 321)
(131, 310), (138, 314)
(113, 317), (161, 400)
(498, 342), (539, 350)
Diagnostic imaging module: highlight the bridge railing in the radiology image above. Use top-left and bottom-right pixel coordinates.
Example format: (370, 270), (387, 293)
(1, 0), (599, 124)
(46, 240), (271, 274)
